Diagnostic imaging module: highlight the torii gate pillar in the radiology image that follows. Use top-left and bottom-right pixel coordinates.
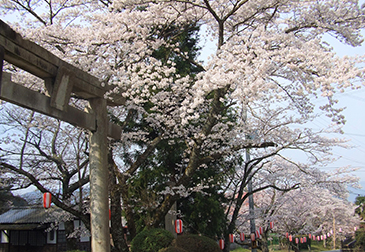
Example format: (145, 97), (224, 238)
(89, 98), (110, 252)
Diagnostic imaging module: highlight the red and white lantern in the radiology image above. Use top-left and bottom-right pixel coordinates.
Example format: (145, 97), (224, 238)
(43, 192), (52, 209)
(285, 232), (289, 238)
(289, 235), (293, 242)
(300, 238), (303, 243)
(219, 239), (224, 250)
(303, 237), (307, 243)
(240, 233), (245, 241)
(339, 228), (342, 233)
(255, 230), (260, 239)
(270, 221), (274, 229)
(312, 236), (316, 241)
(175, 219), (183, 234)
(229, 234), (234, 243)
(295, 238), (299, 244)
(251, 233), (256, 241)
(259, 227), (263, 235)
(308, 234), (312, 239)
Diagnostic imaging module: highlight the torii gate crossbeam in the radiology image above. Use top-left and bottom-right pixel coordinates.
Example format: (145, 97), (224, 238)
(0, 19), (123, 252)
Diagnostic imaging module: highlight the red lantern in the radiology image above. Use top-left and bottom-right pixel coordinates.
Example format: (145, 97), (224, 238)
(229, 234), (234, 243)
(312, 236), (316, 241)
(295, 238), (299, 244)
(285, 232), (289, 238)
(251, 233), (256, 241)
(43, 192), (52, 209)
(259, 227), (263, 235)
(175, 219), (183, 234)
(270, 222), (274, 229)
(240, 233), (245, 241)
(109, 209), (111, 220)
(300, 238), (303, 243)
(303, 237), (307, 243)
(240, 232), (245, 241)
(317, 236), (320, 240)
(289, 235), (293, 242)
(308, 234), (312, 239)
(255, 230), (260, 239)
(219, 239), (224, 250)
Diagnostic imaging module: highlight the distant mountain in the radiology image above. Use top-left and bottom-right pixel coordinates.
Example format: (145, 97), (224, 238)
(348, 181), (365, 203)
(22, 190), (43, 205)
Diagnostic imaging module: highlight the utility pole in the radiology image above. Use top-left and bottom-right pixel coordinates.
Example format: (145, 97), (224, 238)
(243, 105), (257, 252)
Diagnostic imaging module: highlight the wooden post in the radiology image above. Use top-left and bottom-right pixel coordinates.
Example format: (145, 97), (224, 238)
(333, 215), (336, 250)
(89, 98), (110, 252)
(165, 202), (177, 238)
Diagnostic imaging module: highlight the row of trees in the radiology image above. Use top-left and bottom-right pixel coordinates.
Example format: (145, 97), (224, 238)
(1, 0), (365, 251)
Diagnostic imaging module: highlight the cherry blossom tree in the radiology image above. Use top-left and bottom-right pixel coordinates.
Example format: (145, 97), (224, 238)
(233, 158), (360, 252)
(1, 1), (365, 252)
(0, 104), (91, 250)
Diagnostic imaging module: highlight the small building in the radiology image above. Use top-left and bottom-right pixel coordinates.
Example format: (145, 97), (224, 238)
(0, 206), (90, 252)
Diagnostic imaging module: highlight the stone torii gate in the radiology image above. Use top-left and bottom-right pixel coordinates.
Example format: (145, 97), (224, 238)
(0, 20), (123, 252)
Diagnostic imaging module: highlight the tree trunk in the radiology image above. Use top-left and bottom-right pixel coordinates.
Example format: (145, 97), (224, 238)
(323, 236), (326, 248)
(261, 232), (270, 252)
(120, 174), (137, 239)
(65, 220), (78, 250)
(109, 148), (130, 252)
(222, 234), (231, 252)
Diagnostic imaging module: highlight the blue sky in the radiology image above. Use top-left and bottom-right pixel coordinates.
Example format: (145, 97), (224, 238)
(320, 34), (365, 201)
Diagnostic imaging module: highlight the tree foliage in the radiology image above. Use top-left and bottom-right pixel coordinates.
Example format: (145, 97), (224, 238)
(173, 234), (221, 252)
(130, 228), (174, 252)
(355, 195), (365, 220)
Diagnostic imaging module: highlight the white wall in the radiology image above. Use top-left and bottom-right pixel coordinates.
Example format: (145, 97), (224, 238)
(47, 230), (57, 244)
(0, 230), (9, 243)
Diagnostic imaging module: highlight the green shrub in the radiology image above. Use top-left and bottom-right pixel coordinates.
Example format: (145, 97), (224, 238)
(130, 228), (174, 252)
(158, 247), (188, 252)
(174, 234), (221, 252)
(355, 230), (365, 251)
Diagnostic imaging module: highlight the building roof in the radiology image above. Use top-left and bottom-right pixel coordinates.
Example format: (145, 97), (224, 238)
(0, 206), (64, 230)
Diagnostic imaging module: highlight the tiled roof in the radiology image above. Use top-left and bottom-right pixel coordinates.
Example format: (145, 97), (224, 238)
(0, 206), (62, 224)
